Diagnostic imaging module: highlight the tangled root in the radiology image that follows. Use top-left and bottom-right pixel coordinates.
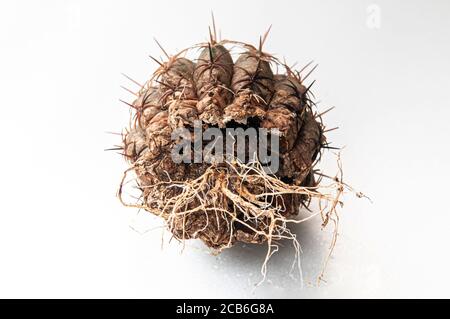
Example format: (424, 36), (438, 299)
(118, 152), (360, 285)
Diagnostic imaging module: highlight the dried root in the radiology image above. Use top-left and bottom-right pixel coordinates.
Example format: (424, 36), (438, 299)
(118, 152), (357, 285)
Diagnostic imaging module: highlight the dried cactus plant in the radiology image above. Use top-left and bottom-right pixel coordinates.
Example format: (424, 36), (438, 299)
(115, 20), (357, 282)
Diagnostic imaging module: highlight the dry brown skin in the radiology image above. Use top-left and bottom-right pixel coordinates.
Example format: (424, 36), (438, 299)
(223, 50), (274, 123)
(117, 31), (356, 283)
(194, 43), (234, 126)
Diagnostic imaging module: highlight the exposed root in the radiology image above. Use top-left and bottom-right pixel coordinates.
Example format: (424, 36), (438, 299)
(118, 153), (359, 285)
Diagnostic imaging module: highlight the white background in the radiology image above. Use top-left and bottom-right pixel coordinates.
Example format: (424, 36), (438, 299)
(1, 0), (450, 298)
